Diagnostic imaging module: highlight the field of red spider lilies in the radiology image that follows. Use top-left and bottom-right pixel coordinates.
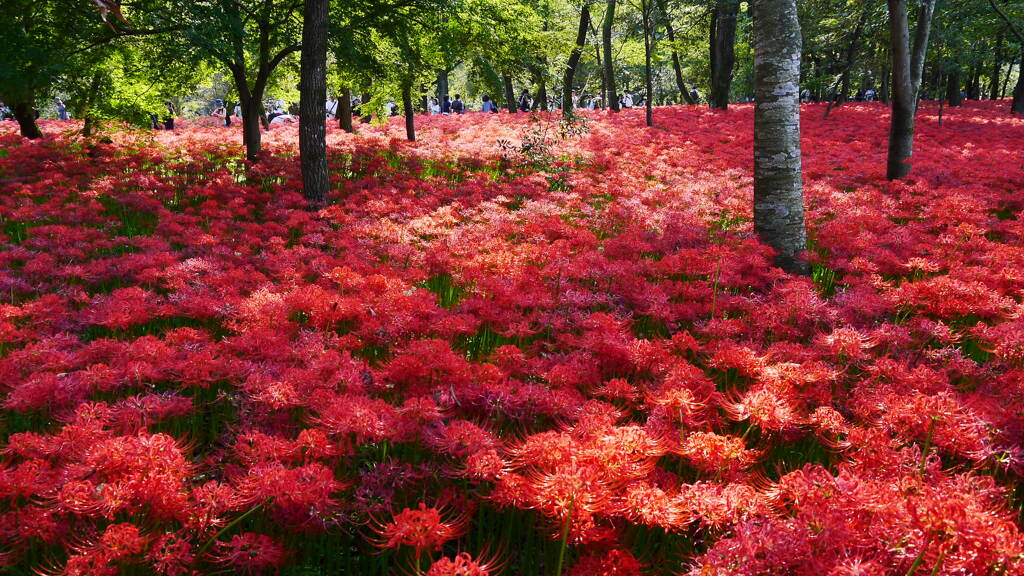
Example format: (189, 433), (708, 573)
(1, 101), (1023, 576)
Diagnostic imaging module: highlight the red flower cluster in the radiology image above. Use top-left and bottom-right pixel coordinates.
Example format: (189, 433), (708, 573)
(0, 101), (1022, 575)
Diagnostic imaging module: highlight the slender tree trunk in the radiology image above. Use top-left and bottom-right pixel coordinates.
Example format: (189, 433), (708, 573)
(12, 98), (42, 140)
(659, 0), (695, 104)
(946, 66), (962, 106)
(603, 0), (620, 111)
(839, 10), (869, 105)
(503, 75), (516, 113)
(710, 0), (739, 109)
(886, 0), (936, 180)
(402, 84), (415, 142)
(339, 86), (353, 132)
(988, 0), (1024, 112)
(1002, 53), (1016, 99)
(642, 0), (653, 125)
(824, 9), (869, 119)
(880, 45), (891, 104)
(938, 70), (946, 125)
(299, 0), (329, 207)
(563, 4), (591, 114)
(991, 33), (1003, 99)
(752, 0), (806, 275)
(1013, 52), (1024, 112)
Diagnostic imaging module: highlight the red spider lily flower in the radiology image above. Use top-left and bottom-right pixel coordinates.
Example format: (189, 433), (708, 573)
(369, 503), (470, 559)
(147, 533), (196, 576)
(425, 551), (505, 576)
(212, 532), (287, 575)
(568, 549), (643, 576)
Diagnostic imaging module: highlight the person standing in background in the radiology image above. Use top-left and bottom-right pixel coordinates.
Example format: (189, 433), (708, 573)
(55, 98), (69, 120)
(481, 94), (497, 113)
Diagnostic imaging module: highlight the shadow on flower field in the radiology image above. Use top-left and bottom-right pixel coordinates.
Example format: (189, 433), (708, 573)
(0, 101), (1023, 575)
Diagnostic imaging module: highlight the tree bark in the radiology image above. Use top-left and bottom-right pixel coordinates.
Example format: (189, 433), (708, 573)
(437, 69), (450, 103)
(563, 4), (591, 114)
(659, 0), (695, 104)
(1013, 52), (1024, 112)
(1001, 53), (1015, 99)
(299, 0), (329, 207)
(534, 70), (549, 111)
(886, 0), (936, 180)
(968, 65), (982, 99)
(824, 8), (869, 119)
(602, 0), (619, 111)
(241, 96), (264, 163)
(839, 9), (869, 105)
(339, 85), (353, 132)
(642, 0), (653, 125)
(81, 72), (104, 138)
(946, 66), (962, 106)
(12, 98), (42, 140)
(403, 83), (415, 142)
(503, 75), (516, 113)
(710, 0), (739, 109)
(991, 32), (1003, 100)
(987, 0), (1024, 112)
(752, 0), (806, 275)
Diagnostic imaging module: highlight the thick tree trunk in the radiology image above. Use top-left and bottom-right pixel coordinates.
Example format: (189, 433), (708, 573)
(946, 66), (963, 106)
(886, 0), (936, 180)
(437, 69), (450, 103)
(12, 99), (42, 140)
(602, 0), (620, 111)
(503, 75), (516, 113)
(339, 86), (353, 132)
(642, 0), (653, 126)
(403, 84), (415, 142)
(81, 72), (103, 138)
(535, 71), (549, 111)
(659, 0), (695, 104)
(563, 4), (591, 114)
(752, 0), (806, 275)
(710, 0), (739, 110)
(299, 0), (329, 207)
(241, 97), (264, 162)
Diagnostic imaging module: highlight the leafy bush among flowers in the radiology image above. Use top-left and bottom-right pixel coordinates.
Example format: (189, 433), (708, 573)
(0, 101), (1022, 575)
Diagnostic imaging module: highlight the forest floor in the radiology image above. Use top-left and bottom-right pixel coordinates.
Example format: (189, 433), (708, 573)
(1, 101), (1023, 575)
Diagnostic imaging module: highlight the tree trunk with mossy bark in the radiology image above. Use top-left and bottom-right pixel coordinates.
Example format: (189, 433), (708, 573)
(886, 0), (936, 180)
(752, 0), (807, 275)
(710, 0), (739, 110)
(299, 0), (329, 207)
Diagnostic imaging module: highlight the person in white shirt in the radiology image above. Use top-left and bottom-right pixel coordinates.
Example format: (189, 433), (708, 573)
(622, 92), (634, 108)
(326, 97), (338, 119)
(429, 97), (440, 115)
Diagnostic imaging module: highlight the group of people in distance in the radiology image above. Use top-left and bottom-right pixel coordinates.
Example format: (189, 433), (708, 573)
(0, 98), (70, 122)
